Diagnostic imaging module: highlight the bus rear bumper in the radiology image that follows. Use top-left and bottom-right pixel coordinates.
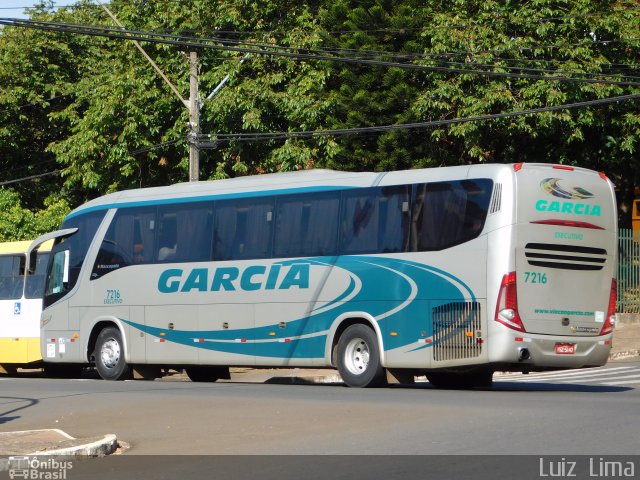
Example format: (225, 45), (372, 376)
(489, 331), (613, 371)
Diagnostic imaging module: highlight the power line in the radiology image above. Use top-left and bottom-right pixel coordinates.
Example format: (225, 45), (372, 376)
(0, 170), (60, 187)
(159, 27), (640, 82)
(0, 92), (74, 115)
(5, 1), (639, 62)
(1, 18), (639, 87)
(129, 138), (183, 155)
(200, 92), (640, 144)
(83, 1), (640, 69)
(63, 0), (640, 36)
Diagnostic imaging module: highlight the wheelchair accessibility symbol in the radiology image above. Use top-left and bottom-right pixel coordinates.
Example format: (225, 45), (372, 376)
(14, 302), (21, 315)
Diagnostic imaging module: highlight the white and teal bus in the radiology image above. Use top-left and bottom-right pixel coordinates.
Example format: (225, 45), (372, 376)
(28, 163), (617, 387)
(0, 240), (52, 374)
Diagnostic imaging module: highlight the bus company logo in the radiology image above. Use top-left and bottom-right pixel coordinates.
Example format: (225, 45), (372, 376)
(158, 263), (310, 293)
(540, 178), (594, 200)
(537, 178), (601, 216)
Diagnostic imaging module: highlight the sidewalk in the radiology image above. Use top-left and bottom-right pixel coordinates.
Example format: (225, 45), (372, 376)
(610, 314), (640, 360)
(0, 430), (119, 470)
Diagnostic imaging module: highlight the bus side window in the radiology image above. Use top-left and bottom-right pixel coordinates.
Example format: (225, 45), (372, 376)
(91, 207), (156, 279)
(0, 255), (24, 300)
(157, 202), (214, 263)
(47, 249), (69, 296)
(341, 186), (410, 254)
(341, 189), (378, 254)
(274, 192), (339, 258)
(412, 182), (464, 251)
(379, 186), (411, 253)
(214, 198), (274, 261)
(411, 180), (492, 251)
(25, 252), (50, 299)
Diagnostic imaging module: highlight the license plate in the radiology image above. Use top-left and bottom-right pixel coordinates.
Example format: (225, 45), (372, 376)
(555, 343), (576, 354)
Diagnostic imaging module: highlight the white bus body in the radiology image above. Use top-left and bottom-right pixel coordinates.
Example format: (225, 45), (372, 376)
(0, 240), (52, 373)
(32, 164), (617, 387)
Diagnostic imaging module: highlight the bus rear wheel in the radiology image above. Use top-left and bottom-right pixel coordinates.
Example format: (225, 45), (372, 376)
(94, 327), (131, 381)
(336, 324), (385, 388)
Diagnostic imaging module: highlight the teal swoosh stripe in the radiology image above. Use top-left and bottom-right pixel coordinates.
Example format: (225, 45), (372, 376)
(123, 255), (476, 358)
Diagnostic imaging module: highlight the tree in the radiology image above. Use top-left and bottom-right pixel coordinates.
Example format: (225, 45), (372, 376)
(0, 189), (69, 241)
(0, 0), (638, 233)
(316, 0), (639, 224)
(0, 1), (80, 210)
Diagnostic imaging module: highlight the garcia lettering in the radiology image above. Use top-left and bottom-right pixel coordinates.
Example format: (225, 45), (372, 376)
(535, 199), (601, 216)
(158, 263), (310, 293)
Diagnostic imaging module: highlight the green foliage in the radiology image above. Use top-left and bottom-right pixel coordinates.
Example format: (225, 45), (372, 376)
(0, 0), (639, 233)
(0, 189), (70, 241)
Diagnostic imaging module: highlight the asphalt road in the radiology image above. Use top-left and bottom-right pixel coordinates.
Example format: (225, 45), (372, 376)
(1, 363), (639, 479)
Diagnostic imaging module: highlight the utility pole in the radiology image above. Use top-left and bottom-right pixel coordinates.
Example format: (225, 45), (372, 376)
(188, 51), (200, 182)
(99, 2), (202, 182)
(98, 2), (245, 183)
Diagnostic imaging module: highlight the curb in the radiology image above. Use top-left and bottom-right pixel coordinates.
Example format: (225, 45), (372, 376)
(610, 350), (640, 361)
(0, 430), (119, 471)
(31, 433), (119, 457)
(264, 373), (344, 385)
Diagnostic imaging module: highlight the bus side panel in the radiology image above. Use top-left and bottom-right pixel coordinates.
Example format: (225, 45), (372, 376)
(145, 305), (200, 365)
(40, 298), (68, 363)
(197, 303), (256, 367)
(416, 239), (489, 370)
(308, 245), (489, 370)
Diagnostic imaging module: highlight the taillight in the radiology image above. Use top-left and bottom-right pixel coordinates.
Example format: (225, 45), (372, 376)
(600, 278), (617, 335)
(495, 272), (526, 332)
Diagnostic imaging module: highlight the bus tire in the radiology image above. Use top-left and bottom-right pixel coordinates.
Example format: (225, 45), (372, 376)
(185, 366), (229, 383)
(336, 324), (386, 388)
(94, 327), (131, 381)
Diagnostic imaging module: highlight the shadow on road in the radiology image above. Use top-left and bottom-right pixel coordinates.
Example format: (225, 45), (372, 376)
(0, 397), (38, 425)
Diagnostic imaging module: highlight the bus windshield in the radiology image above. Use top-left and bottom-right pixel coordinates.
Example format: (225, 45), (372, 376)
(44, 211), (106, 308)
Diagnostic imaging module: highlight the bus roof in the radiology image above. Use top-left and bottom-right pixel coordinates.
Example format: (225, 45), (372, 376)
(66, 163), (608, 219)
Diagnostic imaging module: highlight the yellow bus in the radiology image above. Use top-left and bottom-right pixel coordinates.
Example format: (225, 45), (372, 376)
(0, 240), (52, 374)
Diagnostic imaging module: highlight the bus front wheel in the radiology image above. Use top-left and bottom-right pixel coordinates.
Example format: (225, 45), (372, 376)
(94, 327), (131, 381)
(336, 324), (386, 388)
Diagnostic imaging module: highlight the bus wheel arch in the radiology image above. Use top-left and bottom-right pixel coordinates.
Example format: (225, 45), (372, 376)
(89, 322), (131, 381)
(331, 318), (386, 388)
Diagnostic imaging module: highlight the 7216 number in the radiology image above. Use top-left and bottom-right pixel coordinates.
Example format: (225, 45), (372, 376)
(524, 272), (547, 284)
